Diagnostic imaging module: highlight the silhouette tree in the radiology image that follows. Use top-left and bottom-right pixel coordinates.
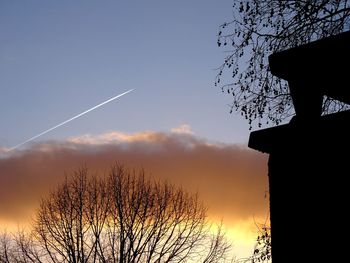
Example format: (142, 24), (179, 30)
(0, 230), (45, 262)
(0, 165), (233, 263)
(216, 0), (350, 128)
(234, 224), (271, 263)
(0, 233), (12, 262)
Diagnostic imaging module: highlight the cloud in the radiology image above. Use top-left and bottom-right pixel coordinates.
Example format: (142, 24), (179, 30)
(66, 124), (194, 145)
(0, 147), (10, 154)
(0, 127), (268, 230)
(67, 131), (167, 145)
(170, 124), (193, 134)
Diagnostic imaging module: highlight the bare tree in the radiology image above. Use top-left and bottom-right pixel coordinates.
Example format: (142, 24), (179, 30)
(22, 165), (233, 263)
(33, 168), (96, 262)
(1, 230), (42, 263)
(216, 0), (350, 128)
(0, 232), (13, 262)
(200, 223), (232, 263)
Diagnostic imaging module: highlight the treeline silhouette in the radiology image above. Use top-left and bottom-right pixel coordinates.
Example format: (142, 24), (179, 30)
(0, 164), (235, 263)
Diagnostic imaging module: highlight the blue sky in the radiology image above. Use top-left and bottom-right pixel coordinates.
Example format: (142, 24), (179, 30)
(0, 0), (250, 149)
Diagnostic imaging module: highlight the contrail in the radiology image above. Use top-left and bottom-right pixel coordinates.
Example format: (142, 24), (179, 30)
(9, 89), (134, 151)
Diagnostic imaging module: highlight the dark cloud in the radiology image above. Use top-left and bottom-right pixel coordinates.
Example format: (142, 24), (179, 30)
(0, 130), (268, 226)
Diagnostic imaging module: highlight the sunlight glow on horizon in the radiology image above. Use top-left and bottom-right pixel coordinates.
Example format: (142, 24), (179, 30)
(0, 216), (259, 260)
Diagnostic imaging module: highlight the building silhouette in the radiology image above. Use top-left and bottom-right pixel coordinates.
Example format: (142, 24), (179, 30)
(249, 31), (350, 262)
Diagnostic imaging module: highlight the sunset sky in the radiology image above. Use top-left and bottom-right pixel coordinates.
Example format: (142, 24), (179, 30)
(0, 0), (268, 259)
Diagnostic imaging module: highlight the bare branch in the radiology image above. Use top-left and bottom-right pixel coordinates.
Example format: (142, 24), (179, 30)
(216, 0), (350, 128)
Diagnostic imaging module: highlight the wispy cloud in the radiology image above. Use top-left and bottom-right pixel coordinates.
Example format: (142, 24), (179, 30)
(67, 124), (194, 145)
(68, 131), (167, 145)
(170, 124), (193, 134)
(0, 147), (10, 157)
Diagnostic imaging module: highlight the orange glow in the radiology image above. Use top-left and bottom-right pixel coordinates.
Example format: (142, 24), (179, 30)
(0, 128), (268, 258)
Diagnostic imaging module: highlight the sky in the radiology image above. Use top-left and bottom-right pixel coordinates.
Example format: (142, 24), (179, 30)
(0, 0), (268, 260)
(0, 0), (250, 148)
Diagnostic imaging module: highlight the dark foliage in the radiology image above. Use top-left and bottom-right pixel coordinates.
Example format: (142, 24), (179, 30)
(216, 0), (350, 128)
